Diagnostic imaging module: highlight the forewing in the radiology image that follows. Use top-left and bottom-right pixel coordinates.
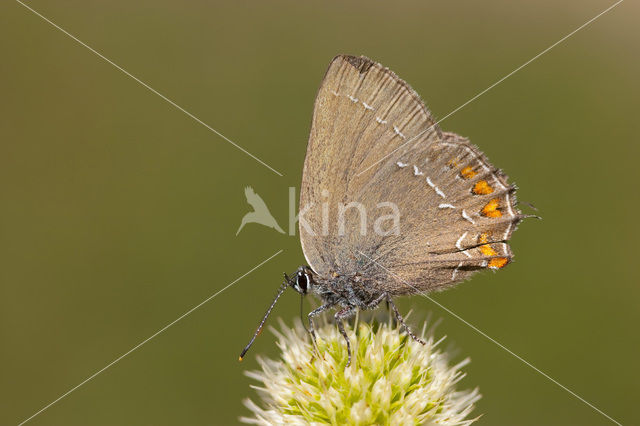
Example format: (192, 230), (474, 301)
(300, 55), (440, 274)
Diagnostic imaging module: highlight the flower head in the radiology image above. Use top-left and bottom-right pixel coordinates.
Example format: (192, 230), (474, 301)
(241, 317), (480, 425)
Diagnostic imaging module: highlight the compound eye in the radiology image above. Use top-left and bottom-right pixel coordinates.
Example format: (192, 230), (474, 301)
(296, 272), (308, 293)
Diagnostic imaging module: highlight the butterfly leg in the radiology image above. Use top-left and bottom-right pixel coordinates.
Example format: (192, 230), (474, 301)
(335, 306), (357, 367)
(387, 298), (426, 345)
(365, 292), (387, 309)
(364, 292), (393, 325)
(307, 302), (335, 348)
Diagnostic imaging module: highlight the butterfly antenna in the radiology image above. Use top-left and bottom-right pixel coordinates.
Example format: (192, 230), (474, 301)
(239, 279), (289, 361)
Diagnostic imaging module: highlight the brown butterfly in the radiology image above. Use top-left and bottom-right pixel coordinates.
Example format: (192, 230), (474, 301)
(240, 55), (527, 366)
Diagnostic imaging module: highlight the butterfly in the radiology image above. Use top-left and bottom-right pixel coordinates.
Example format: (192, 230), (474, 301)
(240, 55), (526, 366)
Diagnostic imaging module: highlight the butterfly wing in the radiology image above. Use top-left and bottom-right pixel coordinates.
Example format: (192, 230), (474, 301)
(300, 55), (522, 295)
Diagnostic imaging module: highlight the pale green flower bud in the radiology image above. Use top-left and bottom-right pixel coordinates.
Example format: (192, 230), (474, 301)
(241, 318), (480, 425)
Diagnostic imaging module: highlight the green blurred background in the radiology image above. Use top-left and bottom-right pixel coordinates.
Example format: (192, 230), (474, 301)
(1, 0), (638, 424)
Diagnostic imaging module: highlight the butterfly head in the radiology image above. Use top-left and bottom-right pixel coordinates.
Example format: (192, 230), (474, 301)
(287, 266), (314, 295)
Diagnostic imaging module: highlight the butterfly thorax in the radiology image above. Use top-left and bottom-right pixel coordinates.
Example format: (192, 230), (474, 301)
(308, 269), (385, 309)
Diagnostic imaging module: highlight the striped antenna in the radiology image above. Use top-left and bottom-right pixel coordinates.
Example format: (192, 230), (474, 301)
(239, 279), (289, 361)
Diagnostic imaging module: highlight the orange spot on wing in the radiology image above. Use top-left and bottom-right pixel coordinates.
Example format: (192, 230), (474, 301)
(481, 198), (502, 218)
(479, 245), (496, 256)
(473, 180), (494, 195)
(477, 232), (497, 256)
(488, 257), (509, 269)
(479, 245), (497, 256)
(460, 166), (477, 179)
(447, 158), (459, 168)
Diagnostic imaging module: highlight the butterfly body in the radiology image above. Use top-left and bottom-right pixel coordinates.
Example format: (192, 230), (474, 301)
(302, 268), (383, 309)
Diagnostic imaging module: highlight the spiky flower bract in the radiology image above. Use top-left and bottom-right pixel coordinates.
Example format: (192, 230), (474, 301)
(241, 318), (480, 425)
